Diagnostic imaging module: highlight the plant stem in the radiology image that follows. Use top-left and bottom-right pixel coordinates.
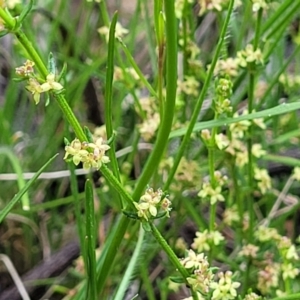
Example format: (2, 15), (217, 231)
(149, 222), (199, 300)
(247, 7), (263, 243)
(163, 0), (235, 190)
(97, 1), (178, 294)
(104, 12), (123, 208)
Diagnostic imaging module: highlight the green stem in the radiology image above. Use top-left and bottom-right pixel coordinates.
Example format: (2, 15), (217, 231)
(247, 7), (263, 243)
(150, 222), (189, 281)
(149, 222), (199, 300)
(54, 94), (86, 141)
(0, 9), (48, 77)
(84, 179), (97, 300)
(132, 0), (177, 200)
(105, 12), (123, 208)
(163, 0), (235, 191)
(96, 215), (130, 294)
(101, 165), (135, 210)
(271, 294), (300, 300)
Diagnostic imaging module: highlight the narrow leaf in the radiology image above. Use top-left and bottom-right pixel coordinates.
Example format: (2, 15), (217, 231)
(170, 102), (300, 139)
(0, 154), (58, 223)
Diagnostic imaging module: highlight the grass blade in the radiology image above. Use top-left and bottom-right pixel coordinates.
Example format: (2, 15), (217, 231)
(0, 153), (58, 223)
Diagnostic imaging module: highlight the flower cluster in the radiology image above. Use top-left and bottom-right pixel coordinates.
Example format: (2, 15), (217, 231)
(136, 97), (160, 141)
(181, 249), (214, 294)
(15, 60), (63, 104)
(237, 44), (264, 68)
(257, 263), (280, 294)
(213, 58), (239, 78)
(210, 271), (241, 300)
(98, 21), (128, 42)
(238, 243), (259, 259)
(178, 76), (200, 97)
(113, 66), (141, 89)
(198, 171), (227, 205)
(177, 34), (202, 80)
(252, 0), (269, 12)
(292, 166), (300, 181)
(244, 293), (262, 300)
(279, 73), (300, 94)
(214, 77), (233, 114)
(253, 226), (300, 294)
(133, 188), (171, 221)
(173, 157), (201, 190)
(138, 113), (160, 141)
(175, 0), (193, 19)
(254, 168), (271, 194)
(192, 229), (224, 252)
(197, 0), (228, 16)
(1, 0), (21, 10)
(225, 109), (267, 167)
(223, 205), (240, 226)
(64, 137), (110, 170)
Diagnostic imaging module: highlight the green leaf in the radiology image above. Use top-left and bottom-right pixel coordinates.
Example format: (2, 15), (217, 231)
(47, 52), (56, 74)
(84, 126), (94, 143)
(45, 93), (50, 106)
(122, 210), (139, 219)
(263, 154), (300, 167)
(0, 153), (58, 223)
(169, 276), (186, 284)
(64, 137), (70, 146)
(142, 221), (151, 232)
(17, 0), (33, 25)
(170, 102), (300, 139)
(57, 63), (67, 82)
(12, 77), (28, 82)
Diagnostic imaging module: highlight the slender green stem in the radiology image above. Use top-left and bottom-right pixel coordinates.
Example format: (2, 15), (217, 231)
(101, 165), (135, 210)
(96, 215), (130, 294)
(150, 222), (199, 300)
(247, 7), (263, 243)
(150, 222), (189, 280)
(163, 0), (235, 191)
(132, 0), (177, 200)
(149, 222), (198, 299)
(253, 8), (263, 50)
(69, 163), (85, 258)
(270, 294), (300, 300)
(54, 94), (86, 141)
(105, 12), (123, 208)
(84, 179), (97, 300)
(0, 9), (48, 77)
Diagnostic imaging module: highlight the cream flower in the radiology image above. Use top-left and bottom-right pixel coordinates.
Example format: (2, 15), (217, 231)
(41, 73), (63, 92)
